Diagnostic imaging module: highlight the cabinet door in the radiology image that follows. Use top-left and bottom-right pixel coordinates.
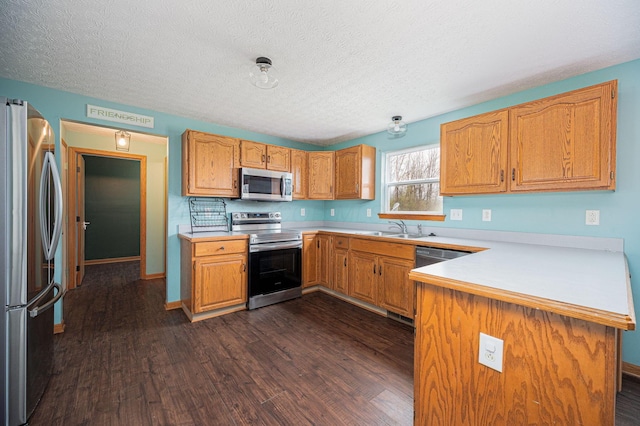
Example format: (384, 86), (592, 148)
(510, 81), (616, 192)
(335, 146), (361, 199)
(194, 254), (247, 313)
(335, 145), (376, 200)
(308, 152), (335, 199)
(290, 149), (308, 199)
(240, 140), (267, 169)
(266, 145), (291, 172)
(378, 256), (414, 318)
(333, 248), (349, 295)
(349, 251), (377, 305)
(183, 131), (240, 197)
(317, 235), (332, 288)
(440, 110), (509, 195)
(303, 234), (318, 287)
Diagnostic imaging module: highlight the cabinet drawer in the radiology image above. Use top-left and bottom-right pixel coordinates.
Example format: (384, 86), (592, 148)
(194, 240), (246, 257)
(350, 238), (414, 260)
(334, 236), (350, 249)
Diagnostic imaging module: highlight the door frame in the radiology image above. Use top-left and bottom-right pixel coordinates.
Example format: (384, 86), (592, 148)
(67, 147), (147, 289)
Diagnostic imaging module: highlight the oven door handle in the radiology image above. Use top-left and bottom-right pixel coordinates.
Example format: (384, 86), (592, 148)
(250, 241), (302, 253)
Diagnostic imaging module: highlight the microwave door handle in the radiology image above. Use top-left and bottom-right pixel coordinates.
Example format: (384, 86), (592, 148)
(280, 176), (285, 198)
(39, 152), (63, 260)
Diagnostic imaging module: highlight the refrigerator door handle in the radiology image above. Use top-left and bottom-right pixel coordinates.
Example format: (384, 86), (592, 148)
(27, 282), (64, 318)
(39, 151), (63, 260)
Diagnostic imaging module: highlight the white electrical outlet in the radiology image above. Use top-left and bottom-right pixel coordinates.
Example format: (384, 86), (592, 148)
(482, 209), (492, 222)
(330, 208), (335, 217)
(478, 332), (504, 372)
(366, 208), (371, 217)
(586, 210), (600, 226)
(300, 208), (305, 217)
(450, 209), (463, 221)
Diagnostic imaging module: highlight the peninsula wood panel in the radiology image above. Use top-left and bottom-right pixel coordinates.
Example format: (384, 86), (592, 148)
(510, 80), (616, 192)
(440, 110), (509, 195)
(414, 283), (617, 425)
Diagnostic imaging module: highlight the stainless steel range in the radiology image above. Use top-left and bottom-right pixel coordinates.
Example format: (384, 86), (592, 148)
(231, 212), (302, 310)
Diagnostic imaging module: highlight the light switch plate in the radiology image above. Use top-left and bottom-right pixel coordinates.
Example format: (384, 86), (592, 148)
(330, 208), (335, 216)
(366, 208), (371, 217)
(478, 332), (504, 372)
(300, 208), (305, 217)
(482, 209), (492, 222)
(450, 209), (463, 221)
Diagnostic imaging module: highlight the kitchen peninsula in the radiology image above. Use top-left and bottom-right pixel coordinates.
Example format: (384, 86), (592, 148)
(409, 240), (636, 426)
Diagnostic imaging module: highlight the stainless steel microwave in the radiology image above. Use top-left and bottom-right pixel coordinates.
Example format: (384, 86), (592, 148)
(240, 168), (293, 202)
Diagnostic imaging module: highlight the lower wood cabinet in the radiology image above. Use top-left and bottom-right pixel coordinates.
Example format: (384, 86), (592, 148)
(180, 237), (248, 320)
(377, 256), (415, 318)
(349, 250), (379, 305)
(304, 233), (417, 318)
(303, 234), (319, 287)
(302, 233), (331, 288)
(348, 238), (415, 316)
(333, 236), (350, 294)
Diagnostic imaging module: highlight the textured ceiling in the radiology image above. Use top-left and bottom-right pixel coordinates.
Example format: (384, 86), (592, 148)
(2, 1), (640, 146)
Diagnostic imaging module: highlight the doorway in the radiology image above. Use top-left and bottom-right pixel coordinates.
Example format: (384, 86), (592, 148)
(67, 148), (147, 288)
(60, 120), (168, 291)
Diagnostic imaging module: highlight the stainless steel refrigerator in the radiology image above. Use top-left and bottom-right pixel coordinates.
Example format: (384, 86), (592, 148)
(1, 98), (64, 425)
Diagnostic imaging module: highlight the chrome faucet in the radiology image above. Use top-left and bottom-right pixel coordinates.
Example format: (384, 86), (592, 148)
(388, 220), (408, 234)
(417, 224), (422, 236)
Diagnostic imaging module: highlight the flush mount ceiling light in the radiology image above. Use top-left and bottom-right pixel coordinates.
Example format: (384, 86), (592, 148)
(115, 130), (131, 152)
(387, 116), (407, 137)
(249, 57), (279, 89)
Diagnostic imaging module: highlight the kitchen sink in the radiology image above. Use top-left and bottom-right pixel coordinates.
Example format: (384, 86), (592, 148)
(352, 231), (389, 236)
(387, 233), (424, 239)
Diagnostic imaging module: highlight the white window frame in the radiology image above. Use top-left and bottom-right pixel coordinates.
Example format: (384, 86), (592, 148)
(382, 144), (442, 214)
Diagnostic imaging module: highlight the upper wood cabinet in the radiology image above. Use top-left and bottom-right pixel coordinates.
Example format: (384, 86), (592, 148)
(290, 149), (308, 199)
(440, 80), (617, 195)
(335, 144), (376, 200)
(182, 130), (240, 197)
(308, 152), (335, 200)
(510, 81), (617, 192)
(240, 140), (290, 172)
(440, 110), (509, 195)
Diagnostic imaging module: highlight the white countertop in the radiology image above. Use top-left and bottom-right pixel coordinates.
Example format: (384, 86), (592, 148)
(178, 226), (635, 329)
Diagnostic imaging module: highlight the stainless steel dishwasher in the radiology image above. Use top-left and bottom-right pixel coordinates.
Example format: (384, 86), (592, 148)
(415, 246), (471, 267)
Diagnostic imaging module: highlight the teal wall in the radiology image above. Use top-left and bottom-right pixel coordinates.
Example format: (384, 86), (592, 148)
(2, 58), (638, 365)
(84, 156), (141, 260)
(327, 59), (640, 365)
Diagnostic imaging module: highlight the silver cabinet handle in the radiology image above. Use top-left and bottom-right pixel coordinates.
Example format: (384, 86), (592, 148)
(82, 221), (90, 230)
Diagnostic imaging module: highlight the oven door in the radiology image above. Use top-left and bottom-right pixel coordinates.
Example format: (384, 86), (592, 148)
(248, 243), (302, 298)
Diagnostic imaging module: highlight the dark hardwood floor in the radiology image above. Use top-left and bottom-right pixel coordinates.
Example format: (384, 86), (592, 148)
(29, 262), (414, 425)
(29, 262), (640, 425)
